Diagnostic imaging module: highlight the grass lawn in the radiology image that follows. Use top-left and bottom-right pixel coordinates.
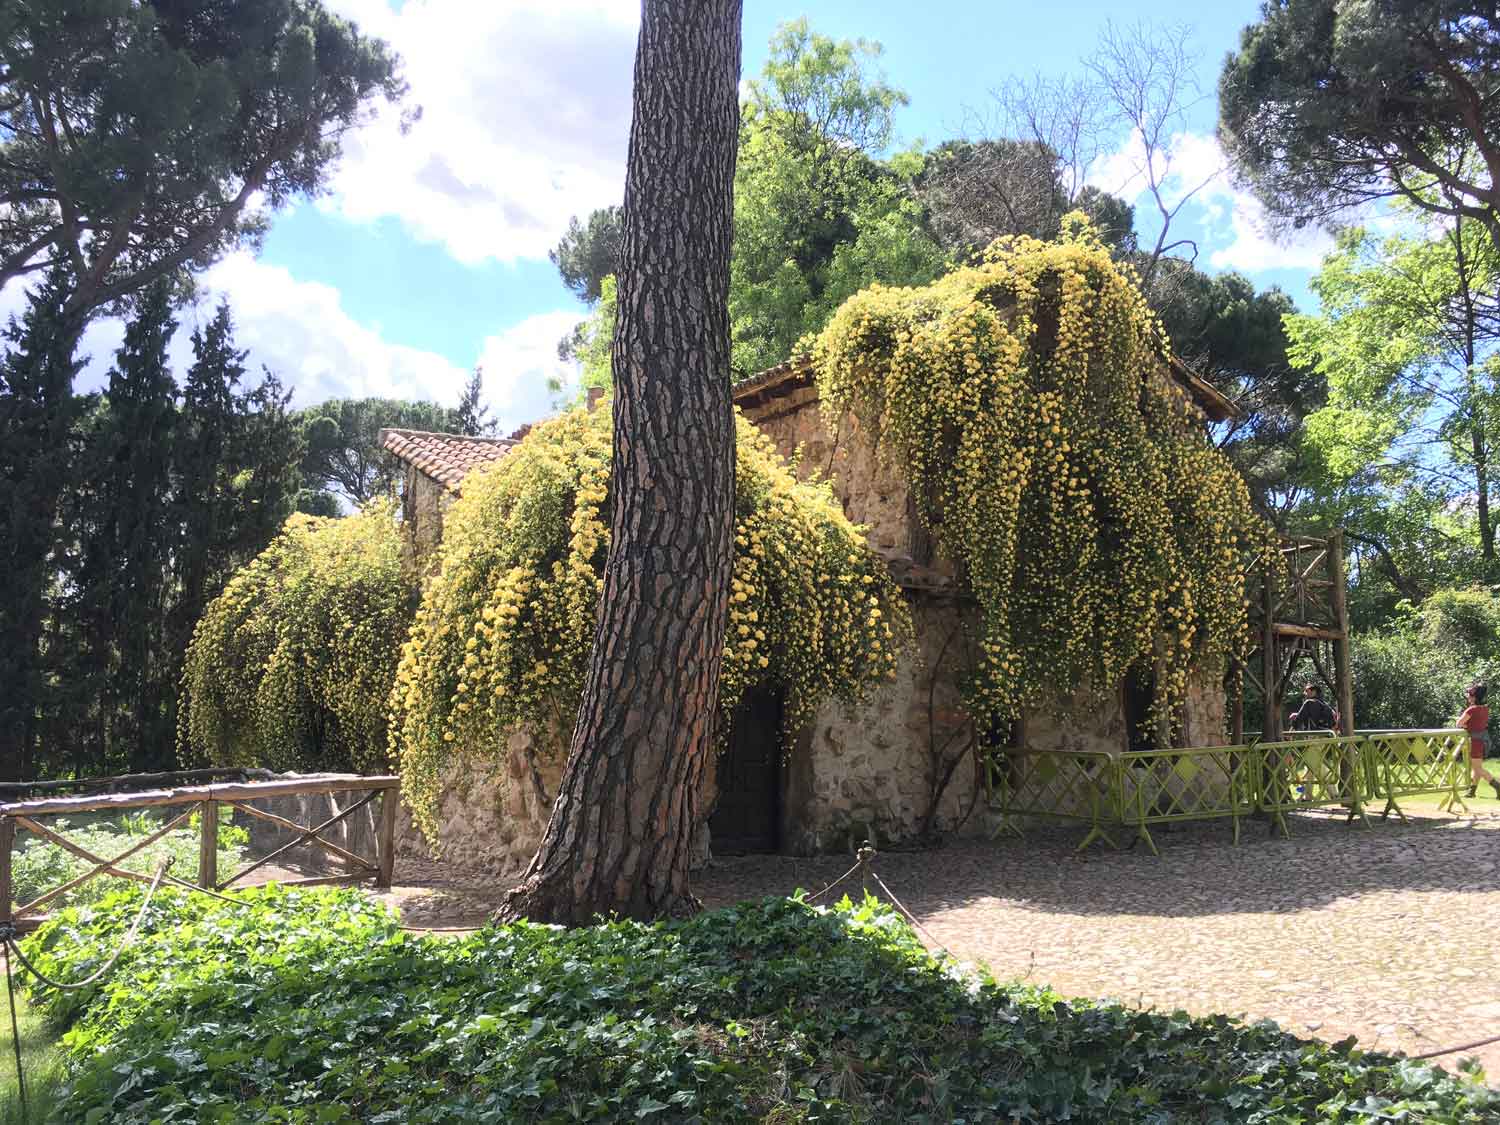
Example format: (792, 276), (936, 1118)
(0, 964), (66, 1125)
(1371, 780), (1500, 818)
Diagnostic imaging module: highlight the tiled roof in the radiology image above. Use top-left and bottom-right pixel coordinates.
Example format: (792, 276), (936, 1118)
(379, 428), (517, 493)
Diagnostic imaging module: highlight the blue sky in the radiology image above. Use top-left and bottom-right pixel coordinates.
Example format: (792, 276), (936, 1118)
(32, 0), (1337, 432)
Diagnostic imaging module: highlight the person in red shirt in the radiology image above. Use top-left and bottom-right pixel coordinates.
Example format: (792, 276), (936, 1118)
(1457, 682), (1500, 799)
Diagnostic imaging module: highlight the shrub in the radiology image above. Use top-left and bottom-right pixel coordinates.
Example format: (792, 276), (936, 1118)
(390, 403), (909, 845)
(178, 502), (412, 773)
(20, 888), (1497, 1122)
(809, 215), (1271, 736)
(1351, 587), (1500, 737)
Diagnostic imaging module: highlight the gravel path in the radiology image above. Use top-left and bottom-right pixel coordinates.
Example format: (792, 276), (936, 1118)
(381, 807), (1500, 1077)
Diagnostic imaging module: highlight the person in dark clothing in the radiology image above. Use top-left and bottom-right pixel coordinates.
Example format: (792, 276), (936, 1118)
(1288, 683), (1337, 732)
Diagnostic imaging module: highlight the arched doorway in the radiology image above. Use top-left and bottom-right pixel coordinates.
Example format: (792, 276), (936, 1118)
(709, 688), (783, 853)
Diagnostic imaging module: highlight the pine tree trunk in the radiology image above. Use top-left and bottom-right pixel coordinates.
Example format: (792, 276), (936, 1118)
(496, 0), (742, 925)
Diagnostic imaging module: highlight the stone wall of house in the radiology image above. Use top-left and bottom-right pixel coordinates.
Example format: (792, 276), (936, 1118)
(741, 392), (939, 568)
(394, 727), (567, 876)
(1181, 663), (1230, 748)
(400, 467), (450, 578)
(1024, 685), (1129, 756)
(779, 595), (981, 854)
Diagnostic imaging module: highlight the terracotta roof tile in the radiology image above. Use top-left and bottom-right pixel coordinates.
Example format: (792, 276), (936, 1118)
(380, 428), (517, 494)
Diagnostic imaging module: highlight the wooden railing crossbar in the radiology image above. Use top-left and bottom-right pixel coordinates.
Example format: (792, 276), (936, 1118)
(216, 789), (382, 891)
(1, 773), (401, 934)
(12, 806), (197, 918)
(225, 800), (373, 873)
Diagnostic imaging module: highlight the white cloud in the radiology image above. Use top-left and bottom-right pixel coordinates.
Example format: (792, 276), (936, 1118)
(321, 0), (639, 264)
(476, 311), (582, 433)
(2, 258), (582, 434)
(183, 252), (469, 405)
(1088, 129), (1335, 275)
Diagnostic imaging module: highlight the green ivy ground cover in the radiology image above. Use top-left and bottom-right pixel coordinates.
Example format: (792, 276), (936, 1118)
(15, 885), (1498, 1123)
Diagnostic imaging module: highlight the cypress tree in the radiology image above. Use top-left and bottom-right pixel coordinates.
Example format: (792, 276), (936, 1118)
(0, 270), (87, 781)
(69, 284), (180, 772)
(170, 302), (301, 741)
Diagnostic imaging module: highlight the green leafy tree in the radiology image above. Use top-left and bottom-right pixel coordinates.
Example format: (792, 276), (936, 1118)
(0, 0), (406, 315)
(0, 269), (86, 781)
(1352, 588), (1500, 735)
(1285, 213), (1500, 584)
(1219, 0), (1500, 245)
(169, 302), (303, 725)
(298, 396), (459, 507)
(1151, 262), (1324, 523)
(549, 206), (622, 304)
(915, 139), (1136, 261)
(565, 275), (617, 391)
(729, 20), (945, 375)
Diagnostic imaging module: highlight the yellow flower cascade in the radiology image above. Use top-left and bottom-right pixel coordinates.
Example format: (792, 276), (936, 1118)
(178, 502), (409, 773)
(809, 215), (1268, 735)
(390, 404), (909, 845)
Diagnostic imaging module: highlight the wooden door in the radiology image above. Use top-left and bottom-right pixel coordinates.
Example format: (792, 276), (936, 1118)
(710, 688), (783, 853)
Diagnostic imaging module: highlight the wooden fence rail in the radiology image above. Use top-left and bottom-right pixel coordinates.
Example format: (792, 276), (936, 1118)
(1, 773), (400, 935)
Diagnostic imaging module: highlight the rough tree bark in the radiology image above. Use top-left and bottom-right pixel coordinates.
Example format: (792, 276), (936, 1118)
(495, 0), (742, 925)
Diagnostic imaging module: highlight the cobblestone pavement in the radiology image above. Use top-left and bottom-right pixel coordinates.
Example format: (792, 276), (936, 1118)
(382, 808), (1500, 1077)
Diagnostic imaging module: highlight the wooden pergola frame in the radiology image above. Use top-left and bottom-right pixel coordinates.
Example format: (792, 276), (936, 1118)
(1233, 529), (1355, 744)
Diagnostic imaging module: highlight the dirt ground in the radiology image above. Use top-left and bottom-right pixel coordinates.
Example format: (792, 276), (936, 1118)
(379, 804), (1500, 1078)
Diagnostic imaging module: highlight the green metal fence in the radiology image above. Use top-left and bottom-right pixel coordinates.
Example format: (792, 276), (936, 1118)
(1361, 729), (1469, 819)
(986, 729), (1469, 851)
(1254, 734), (1368, 836)
(1116, 745), (1259, 855)
(984, 749), (1119, 851)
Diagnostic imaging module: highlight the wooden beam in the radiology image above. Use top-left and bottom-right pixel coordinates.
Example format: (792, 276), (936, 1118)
(1329, 529), (1356, 736)
(271, 873), (373, 890)
(1, 816), (13, 930)
(1271, 622), (1345, 641)
(1262, 550), (1281, 742)
(198, 800), (218, 890)
(377, 789), (399, 888)
(0, 774), (399, 818)
(0, 767), (275, 799)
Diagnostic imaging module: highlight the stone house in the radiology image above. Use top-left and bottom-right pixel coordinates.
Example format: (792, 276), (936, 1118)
(379, 354), (1240, 872)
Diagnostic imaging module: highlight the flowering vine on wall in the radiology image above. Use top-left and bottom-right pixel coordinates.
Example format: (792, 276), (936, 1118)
(178, 502), (410, 773)
(389, 404), (910, 844)
(809, 214), (1270, 735)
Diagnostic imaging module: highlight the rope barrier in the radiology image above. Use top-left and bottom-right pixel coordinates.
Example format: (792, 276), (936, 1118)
(863, 862), (954, 960)
(3, 857), (172, 992)
(161, 873), (256, 909)
(801, 857), (864, 904)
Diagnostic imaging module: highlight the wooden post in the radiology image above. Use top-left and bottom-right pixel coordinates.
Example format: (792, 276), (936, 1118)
(1262, 552), (1281, 743)
(198, 800), (218, 890)
(1328, 529), (1355, 736)
(376, 787), (398, 888)
(1, 816), (13, 930)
